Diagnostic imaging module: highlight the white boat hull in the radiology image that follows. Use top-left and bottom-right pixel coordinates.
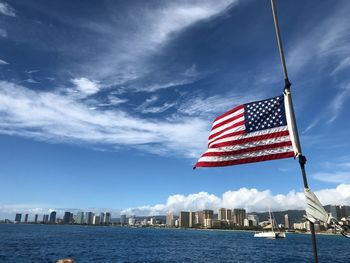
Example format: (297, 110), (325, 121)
(254, 232), (286, 239)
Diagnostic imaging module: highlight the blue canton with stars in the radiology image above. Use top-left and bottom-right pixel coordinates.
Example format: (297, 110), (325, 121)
(244, 95), (287, 133)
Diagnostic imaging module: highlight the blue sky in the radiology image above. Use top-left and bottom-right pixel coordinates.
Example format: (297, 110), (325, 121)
(1, 0), (350, 219)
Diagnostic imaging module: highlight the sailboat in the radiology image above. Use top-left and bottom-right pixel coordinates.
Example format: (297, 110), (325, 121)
(254, 209), (286, 239)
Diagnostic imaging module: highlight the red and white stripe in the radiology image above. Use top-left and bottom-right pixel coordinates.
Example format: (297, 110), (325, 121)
(195, 104), (295, 168)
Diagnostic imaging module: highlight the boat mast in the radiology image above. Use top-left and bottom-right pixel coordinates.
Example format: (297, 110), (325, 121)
(269, 208), (274, 233)
(270, 1), (318, 261)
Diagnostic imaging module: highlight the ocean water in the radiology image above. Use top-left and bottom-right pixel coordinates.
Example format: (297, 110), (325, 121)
(0, 224), (349, 263)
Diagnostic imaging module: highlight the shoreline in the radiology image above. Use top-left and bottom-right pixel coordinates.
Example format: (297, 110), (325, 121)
(1, 222), (342, 236)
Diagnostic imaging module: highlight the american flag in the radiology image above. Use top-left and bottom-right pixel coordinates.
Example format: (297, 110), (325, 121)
(195, 94), (296, 168)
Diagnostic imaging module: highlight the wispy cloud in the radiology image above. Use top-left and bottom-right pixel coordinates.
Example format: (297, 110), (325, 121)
(0, 1), (16, 17)
(0, 81), (209, 157)
(71, 0), (238, 88)
(178, 92), (262, 117)
(23, 78), (39, 84)
(313, 158), (350, 183)
(327, 84), (350, 123)
(0, 58), (8, 65)
(121, 184), (350, 216)
(0, 28), (7, 38)
(287, 3), (350, 75)
(136, 95), (176, 114)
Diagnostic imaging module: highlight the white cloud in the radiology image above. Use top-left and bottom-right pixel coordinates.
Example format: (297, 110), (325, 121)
(178, 93), (261, 117)
(313, 172), (350, 184)
(327, 85), (350, 123)
(136, 95), (176, 114)
(145, 1), (235, 48)
(0, 81), (208, 157)
(3, 185), (350, 219)
(97, 95), (128, 107)
(313, 159), (350, 183)
(71, 77), (100, 95)
(331, 56), (350, 75)
(0, 28), (7, 38)
(23, 78), (39, 84)
(74, 1), (238, 87)
(287, 5), (350, 75)
(0, 58), (8, 65)
(121, 184), (350, 216)
(0, 2), (16, 17)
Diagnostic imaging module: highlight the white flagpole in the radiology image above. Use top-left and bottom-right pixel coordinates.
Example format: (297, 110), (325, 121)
(270, 1), (319, 262)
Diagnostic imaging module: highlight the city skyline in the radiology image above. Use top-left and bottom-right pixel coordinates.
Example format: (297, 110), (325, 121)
(7, 205), (349, 234)
(1, 0), (350, 220)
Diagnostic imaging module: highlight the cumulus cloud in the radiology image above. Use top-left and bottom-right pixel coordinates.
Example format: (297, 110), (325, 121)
(71, 77), (101, 95)
(2, 185), (349, 219)
(121, 184), (350, 216)
(0, 1), (16, 17)
(0, 81), (208, 157)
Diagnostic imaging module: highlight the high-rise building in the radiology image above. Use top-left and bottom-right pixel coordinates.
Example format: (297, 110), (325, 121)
(233, 209), (246, 226)
(202, 210), (214, 228)
(325, 205), (347, 221)
(49, 211), (57, 224)
(149, 217), (156, 225)
(128, 215), (136, 226)
(120, 214), (127, 225)
(203, 210), (214, 220)
(93, 215), (101, 225)
(189, 212), (196, 227)
(105, 212), (111, 225)
(195, 211), (204, 226)
(34, 214), (38, 223)
(85, 212), (94, 225)
(218, 208), (226, 221)
(226, 209), (232, 221)
(100, 213), (105, 224)
(43, 214), (49, 223)
(180, 211), (190, 228)
(166, 212), (175, 226)
(63, 212), (72, 224)
(76, 212), (84, 224)
(284, 214), (290, 229)
(336, 205), (347, 220)
(247, 214), (259, 227)
(15, 213), (22, 223)
(24, 214), (29, 223)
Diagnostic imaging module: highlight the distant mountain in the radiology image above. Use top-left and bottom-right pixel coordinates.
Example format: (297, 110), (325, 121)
(252, 210), (306, 225)
(253, 205), (350, 225)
